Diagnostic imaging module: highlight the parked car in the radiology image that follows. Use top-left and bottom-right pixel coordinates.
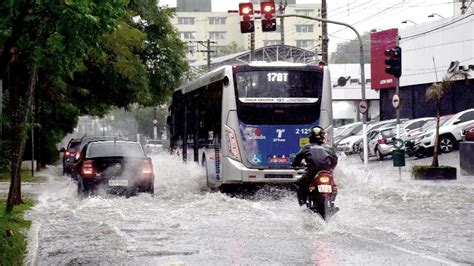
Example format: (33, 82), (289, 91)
(399, 117), (434, 138)
(76, 140), (154, 196)
(60, 138), (81, 175)
(462, 123), (474, 141)
(145, 139), (164, 153)
(349, 119), (401, 153)
(359, 126), (396, 161)
(333, 122), (363, 145)
(414, 108), (474, 155)
(404, 115), (452, 157)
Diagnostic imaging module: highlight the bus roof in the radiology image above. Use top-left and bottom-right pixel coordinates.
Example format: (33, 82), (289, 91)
(175, 62), (319, 96)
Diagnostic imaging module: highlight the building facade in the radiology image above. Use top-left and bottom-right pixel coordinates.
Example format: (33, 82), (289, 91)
(171, 3), (322, 63)
(177, 0), (211, 12)
(371, 11), (474, 120)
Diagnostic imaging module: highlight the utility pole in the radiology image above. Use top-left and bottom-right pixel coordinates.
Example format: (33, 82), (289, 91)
(250, 33), (255, 61)
(279, 0), (287, 48)
(321, 0), (328, 64)
(196, 39), (217, 70)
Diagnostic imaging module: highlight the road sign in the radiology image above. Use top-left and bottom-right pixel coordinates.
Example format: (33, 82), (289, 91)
(392, 93), (401, 109)
(358, 100), (368, 114)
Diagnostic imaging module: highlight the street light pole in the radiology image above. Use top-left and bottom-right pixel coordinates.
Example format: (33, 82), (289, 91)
(279, 14), (369, 171)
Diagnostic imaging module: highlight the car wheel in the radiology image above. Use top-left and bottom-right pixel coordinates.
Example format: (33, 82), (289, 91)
(375, 148), (384, 161)
(439, 135), (456, 153)
(358, 148), (364, 162)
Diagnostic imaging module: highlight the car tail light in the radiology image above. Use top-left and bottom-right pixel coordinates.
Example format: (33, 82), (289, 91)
(65, 151), (70, 156)
(75, 152), (80, 160)
(141, 160), (153, 178)
(81, 160), (95, 178)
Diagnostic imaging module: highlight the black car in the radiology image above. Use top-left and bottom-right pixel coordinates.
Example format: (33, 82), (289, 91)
(77, 140), (154, 196)
(68, 135), (125, 179)
(60, 138), (82, 175)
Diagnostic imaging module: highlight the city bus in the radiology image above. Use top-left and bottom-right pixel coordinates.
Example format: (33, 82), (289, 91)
(167, 61), (333, 189)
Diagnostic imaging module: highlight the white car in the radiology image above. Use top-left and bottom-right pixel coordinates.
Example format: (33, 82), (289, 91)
(145, 139), (164, 153)
(415, 109), (474, 153)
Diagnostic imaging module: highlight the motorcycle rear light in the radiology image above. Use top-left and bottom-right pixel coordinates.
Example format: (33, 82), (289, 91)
(81, 160), (96, 178)
(318, 176), (331, 184)
(377, 139), (386, 144)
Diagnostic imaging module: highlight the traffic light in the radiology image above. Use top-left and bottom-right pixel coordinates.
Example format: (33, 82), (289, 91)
(261, 1), (276, 32)
(239, 3), (255, 33)
(384, 46), (402, 78)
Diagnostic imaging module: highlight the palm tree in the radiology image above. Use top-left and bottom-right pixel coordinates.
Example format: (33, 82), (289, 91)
(425, 71), (470, 167)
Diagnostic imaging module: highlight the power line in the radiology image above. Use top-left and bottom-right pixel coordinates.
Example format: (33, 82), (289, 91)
(401, 13), (474, 40)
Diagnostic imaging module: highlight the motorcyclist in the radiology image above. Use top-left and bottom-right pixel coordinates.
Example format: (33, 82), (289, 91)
(291, 126), (338, 206)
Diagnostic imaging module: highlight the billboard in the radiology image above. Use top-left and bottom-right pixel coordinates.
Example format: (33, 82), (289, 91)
(370, 29), (398, 90)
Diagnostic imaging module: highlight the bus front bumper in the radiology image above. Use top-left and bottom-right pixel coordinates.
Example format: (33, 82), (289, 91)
(221, 157), (304, 185)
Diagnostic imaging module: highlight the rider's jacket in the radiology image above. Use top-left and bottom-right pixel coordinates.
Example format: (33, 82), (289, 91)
(291, 143), (338, 177)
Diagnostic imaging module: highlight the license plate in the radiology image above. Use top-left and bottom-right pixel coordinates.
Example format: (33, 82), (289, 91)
(317, 185), (332, 193)
(108, 180), (128, 187)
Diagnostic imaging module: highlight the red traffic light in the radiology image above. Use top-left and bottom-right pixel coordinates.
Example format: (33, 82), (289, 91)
(384, 46), (402, 78)
(239, 3), (254, 16)
(260, 1), (276, 32)
(239, 3), (255, 33)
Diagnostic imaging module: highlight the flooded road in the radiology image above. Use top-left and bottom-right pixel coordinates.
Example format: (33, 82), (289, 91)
(24, 153), (473, 265)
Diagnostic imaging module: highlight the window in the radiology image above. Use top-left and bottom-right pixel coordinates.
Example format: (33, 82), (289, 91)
(296, 40), (315, 48)
(178, 17), (195, 25)
(263, 40), (281, 46)
(296, 25), (314, 33)
(209, 17), (226, 25)
(179, 31), (196, 40)
(295, 9), (313, 16)
(459, 111), (474, 122)
(209, 31), (226, 40)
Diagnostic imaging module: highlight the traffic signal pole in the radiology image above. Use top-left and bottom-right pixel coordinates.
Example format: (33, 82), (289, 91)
(278, 14), (370, 172)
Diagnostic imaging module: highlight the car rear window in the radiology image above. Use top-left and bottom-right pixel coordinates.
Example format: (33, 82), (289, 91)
(67, 140), (81, 149)
(86, 142), (145, 158)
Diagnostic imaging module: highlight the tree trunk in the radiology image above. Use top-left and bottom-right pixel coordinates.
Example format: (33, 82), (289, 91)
(6, 65), (37, 213)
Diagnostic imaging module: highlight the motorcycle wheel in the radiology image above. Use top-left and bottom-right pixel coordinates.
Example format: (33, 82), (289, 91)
(316, 196), (331, 220)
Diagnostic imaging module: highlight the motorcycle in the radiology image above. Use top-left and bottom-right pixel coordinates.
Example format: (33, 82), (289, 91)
(299, 169), (339, 220)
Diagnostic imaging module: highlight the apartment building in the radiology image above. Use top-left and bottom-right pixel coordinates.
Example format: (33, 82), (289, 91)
(171, 3), (322, 63)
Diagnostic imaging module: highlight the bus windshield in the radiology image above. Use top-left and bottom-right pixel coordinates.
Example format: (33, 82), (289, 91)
(236, 69), (320, 103)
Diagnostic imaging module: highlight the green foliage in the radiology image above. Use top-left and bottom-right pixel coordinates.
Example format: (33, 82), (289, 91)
(0, 170), (47, 183)
(411, 164), (456, 175)
(329, 32), (371, 64)
(1, 0), (189, 168)
(0, 199), (33, 265)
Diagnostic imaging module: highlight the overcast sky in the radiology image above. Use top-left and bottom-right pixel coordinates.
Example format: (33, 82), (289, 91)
(159, 0), (456, 53)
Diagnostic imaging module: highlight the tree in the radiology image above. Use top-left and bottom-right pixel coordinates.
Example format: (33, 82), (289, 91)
(329, 32), (371, 64)
(426, 71), (470, 167)
(1, 1), (189, 213)
(0, 0), (128, 212)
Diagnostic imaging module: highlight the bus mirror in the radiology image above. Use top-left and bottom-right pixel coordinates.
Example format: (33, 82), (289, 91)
(223, 76), (229, 86)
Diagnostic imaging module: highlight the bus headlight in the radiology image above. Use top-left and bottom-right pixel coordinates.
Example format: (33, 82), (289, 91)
(226, 128), (241, 161)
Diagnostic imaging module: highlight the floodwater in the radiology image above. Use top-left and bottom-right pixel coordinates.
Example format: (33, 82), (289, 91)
(24, 152), (473, 265)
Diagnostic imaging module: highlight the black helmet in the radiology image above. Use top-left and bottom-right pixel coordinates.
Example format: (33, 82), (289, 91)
(308, 126), (325, 144)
